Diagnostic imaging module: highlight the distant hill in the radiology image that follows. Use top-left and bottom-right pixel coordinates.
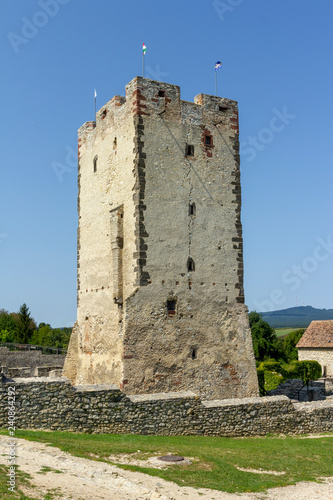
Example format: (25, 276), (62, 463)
(259, 306), (333, 328)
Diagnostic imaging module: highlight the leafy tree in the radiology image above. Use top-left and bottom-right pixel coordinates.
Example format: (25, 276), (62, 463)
(0, 309), (18, 340)
(249, 311), (278, 361)
(16, 303), (36, 343)
(29, 323), (71, 349)
(0, 329), (15, 342)
(276, 329), (305, 363)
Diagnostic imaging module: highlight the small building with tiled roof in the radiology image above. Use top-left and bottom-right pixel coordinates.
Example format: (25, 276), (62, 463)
(297, 320), (333, 377)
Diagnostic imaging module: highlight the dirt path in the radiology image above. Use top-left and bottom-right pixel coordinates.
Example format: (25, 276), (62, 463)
(1, 436), (333, 499)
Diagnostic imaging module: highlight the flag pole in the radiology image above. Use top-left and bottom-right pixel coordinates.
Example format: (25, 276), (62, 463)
(214, 61), (222, 96)
(142, 43), (147, 78)
(94, 89), (97, 121)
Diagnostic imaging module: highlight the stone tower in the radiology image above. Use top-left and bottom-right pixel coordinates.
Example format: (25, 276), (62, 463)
(64, 77), (259, 400)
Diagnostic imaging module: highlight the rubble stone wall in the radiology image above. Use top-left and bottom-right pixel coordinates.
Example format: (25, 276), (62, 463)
(1, 379), (332, 437)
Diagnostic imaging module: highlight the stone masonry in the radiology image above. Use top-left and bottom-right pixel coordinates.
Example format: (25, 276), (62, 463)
(1, 378), (333, 436)
(0, 347), (65, 378)
(64, 77), (259, 400)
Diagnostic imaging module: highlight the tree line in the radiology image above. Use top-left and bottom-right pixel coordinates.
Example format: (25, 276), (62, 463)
(0, 304), (71, 349)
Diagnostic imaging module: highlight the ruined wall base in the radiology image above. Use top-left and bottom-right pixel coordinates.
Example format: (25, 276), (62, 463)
(1, 379), (333, 437)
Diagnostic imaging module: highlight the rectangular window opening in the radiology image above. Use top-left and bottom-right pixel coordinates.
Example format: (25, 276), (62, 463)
(167, 299), (176, 316)
(158, 90), (165, 97)
(204, 135), (212, 145)
(185, 144), (194, 156)
(191, 348), (197, 360)
(189, 202), (196, 216)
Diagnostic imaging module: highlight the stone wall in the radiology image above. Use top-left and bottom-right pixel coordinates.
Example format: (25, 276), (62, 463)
(1, 379), (332, 436)
(0, 348), (66, 378)
(298, 347), (333, 377)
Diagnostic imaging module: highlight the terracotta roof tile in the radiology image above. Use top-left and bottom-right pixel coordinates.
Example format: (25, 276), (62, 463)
(296, 320), (333, 348)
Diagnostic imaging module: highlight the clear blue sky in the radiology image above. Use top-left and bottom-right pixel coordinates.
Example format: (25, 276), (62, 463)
(1, 0), (332, 327)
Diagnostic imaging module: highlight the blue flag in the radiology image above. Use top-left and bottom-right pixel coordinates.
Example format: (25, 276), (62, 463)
(215, 61), (222, 70)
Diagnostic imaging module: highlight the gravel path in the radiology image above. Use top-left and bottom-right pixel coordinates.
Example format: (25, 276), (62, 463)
(1, 435), (333, 499)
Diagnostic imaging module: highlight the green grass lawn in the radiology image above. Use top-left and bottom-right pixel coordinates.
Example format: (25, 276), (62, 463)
(275, 327), (301, 337)
(1, 429), (332, 496)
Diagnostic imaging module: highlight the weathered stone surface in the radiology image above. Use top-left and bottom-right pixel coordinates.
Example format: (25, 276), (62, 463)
(1, 379), (333, 437)
(64, 77), (259, 400)
(0, 347), (65, 378)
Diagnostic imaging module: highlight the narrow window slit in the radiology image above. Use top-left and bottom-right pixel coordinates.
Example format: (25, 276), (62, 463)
(187, 258), (195, 272)
(189, 202), (196, 216)
(185, 144), (194, 156)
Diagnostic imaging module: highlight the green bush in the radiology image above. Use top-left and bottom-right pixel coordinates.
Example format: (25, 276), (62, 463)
(284, 360), (322, 383)
(257, 366), (283, 392)
(257, 368), (265, 395)
(257, 359), (322, 394)
(258, 361), (282, 372)
(263, 370), (284, 391)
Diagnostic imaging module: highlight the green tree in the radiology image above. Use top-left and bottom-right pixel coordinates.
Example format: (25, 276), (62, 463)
(276, 329), (305, 363)
(0, 309), (18, 340)
(16, 303), (36, 344)
(29, 323), (71, 349)
(0, 329), (15, 342)
(249, 311), (278, 362)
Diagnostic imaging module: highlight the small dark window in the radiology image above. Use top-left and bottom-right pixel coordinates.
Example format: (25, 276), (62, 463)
(187, 257), (195, 272)
(100, 109), (107, 119)
(219, 105), (229, 113)
(189, 202), (196, 216)
(158, 90), (165, 97)
(205, 135), (212, 145)
(93, 155), (98, 173)
(185, 144), (194, 156)
(167, 299), (176, 316)
(191, 348), (197, 360)
(113, 137), (117, 149)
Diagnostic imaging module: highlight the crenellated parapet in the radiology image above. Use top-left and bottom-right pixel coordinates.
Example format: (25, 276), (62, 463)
(77, 77), (239, 155)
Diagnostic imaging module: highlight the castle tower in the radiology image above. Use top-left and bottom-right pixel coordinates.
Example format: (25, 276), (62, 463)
(64, 77), (259, 400)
